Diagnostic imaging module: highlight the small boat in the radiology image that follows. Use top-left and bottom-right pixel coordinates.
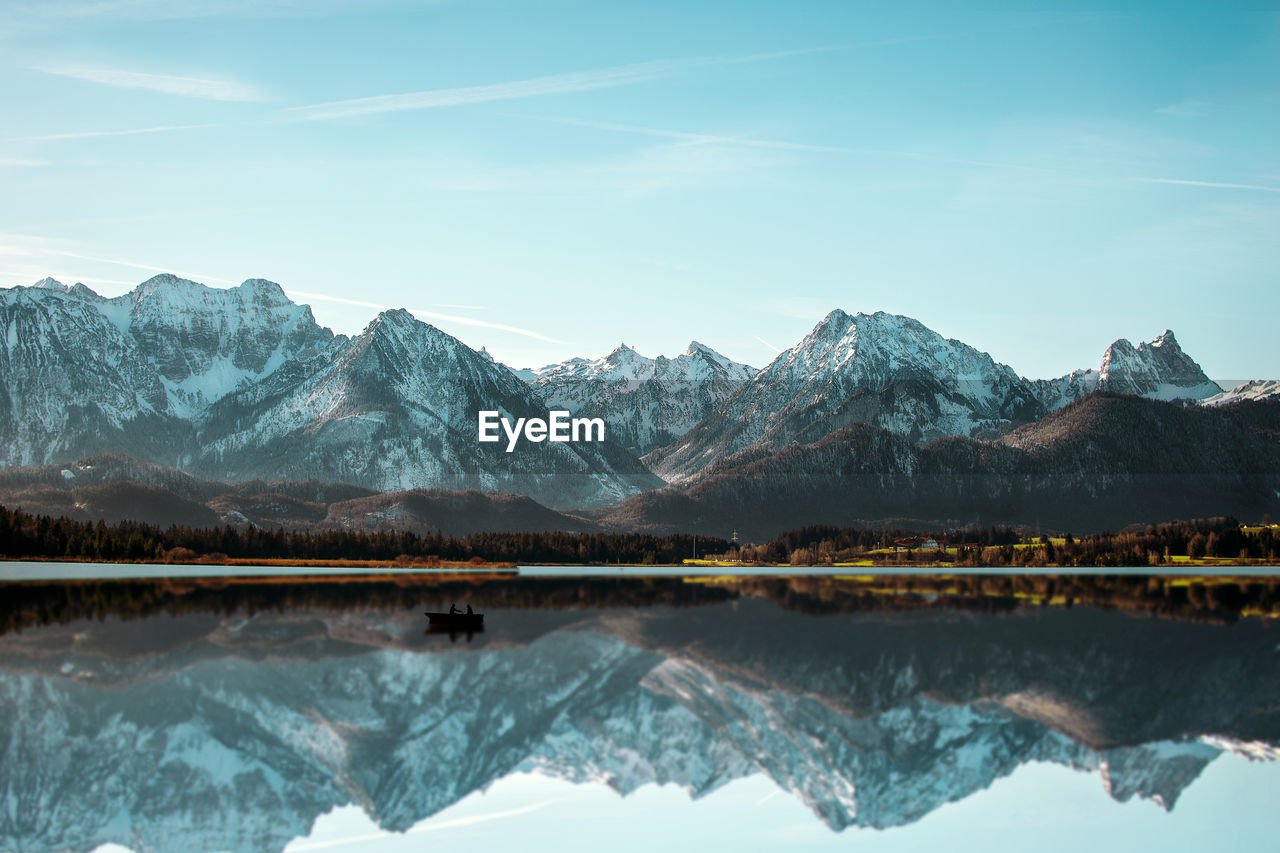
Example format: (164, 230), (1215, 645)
(424, 610), (484, 629)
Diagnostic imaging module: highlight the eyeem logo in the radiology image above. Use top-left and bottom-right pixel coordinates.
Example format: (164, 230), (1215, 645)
(478, 410), (606, 452)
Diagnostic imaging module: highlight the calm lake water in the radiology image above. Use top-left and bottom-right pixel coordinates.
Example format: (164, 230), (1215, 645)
(1, 570), (1278, 852)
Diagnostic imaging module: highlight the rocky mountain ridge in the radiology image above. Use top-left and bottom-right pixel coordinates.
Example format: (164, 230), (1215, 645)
(644, 310), (1229, 482)
(603, 394), (1280, 539)
(0, 274), (1259, 513)
(513, 341), (757, 455)
(0, 278), (658, 509)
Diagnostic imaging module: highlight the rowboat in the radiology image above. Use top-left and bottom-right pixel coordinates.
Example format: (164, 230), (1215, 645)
(424, 611), (484, 629)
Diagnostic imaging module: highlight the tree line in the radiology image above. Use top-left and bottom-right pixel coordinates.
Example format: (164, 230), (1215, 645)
(1, 502), (1277, 567)
(0, 504), (727, 565)
(729, 517), (1280, 567)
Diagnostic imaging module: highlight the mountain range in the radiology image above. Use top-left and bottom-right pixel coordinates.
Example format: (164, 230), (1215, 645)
(513, 340), (756, 455)
(1, 274), (1277, 533)
(0, 276), (656, 510)
(601, 394), (1280, 539)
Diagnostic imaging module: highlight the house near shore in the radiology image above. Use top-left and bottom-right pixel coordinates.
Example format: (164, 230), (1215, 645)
(893, 536), (941, 550)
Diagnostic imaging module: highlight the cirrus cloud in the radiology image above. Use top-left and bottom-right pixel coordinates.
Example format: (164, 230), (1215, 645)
(31, 64), (266, 101)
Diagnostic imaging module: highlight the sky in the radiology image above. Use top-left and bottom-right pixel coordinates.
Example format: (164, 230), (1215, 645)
(0, 1), (1276, 381)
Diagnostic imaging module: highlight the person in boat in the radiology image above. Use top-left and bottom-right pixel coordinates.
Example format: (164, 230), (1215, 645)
(448, 604), (460, 615)
(465, 605), (473, 615)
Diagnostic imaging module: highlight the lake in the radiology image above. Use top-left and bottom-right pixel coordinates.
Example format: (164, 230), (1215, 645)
(1, 569), (1277, 852)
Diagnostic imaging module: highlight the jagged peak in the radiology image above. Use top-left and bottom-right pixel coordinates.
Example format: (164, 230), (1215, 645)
(812, 308), (851, 332)
(1147, 329), (1179, 349)
(805, 309), (928, 341)
(1103, 337), (1136, 355)
(237, 278), (291, 305)
(135, 273), (203, 294)
(5, 277), (100, 303)
(793, 309), (939, 360)
(131, 274), (299, 309)
(796, 309), (854, 347)
(478, 346), (496, 363)
(607, 342), (646, 361)
(369, 307), (418, 329)
(364, 309), (460, 351)
(685, 340), (719, 358)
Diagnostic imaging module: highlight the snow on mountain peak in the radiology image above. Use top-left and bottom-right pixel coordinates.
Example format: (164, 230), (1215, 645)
(645, 307), (1044, 480)
(132, 272), (204, 300)
(371, 307), (416, 328)
(31, 276), (68, 292)
(518, 341), (757, 455)
(238, 278), (292, 305)
(599, 343), (640, 358)
(1203, 379), (1280, 406)
(1099, 330), (1219, 402)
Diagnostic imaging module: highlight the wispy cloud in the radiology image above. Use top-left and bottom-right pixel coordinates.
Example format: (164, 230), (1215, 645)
(10, 0), (415, 23)
(289, 60), (695, 122)
(525, 114), (1064, 174)
(0, 235), (237, 286)
(44, 248), (237, 284)
(286, 289), (565, 343)
(289, 46), (846, 122)
(1138, 177), (1280, 194)
(11, 123), (215, 142)
(31, 64), (265, 101)
(753, 334), (782, 353)
(0, 157), (50, 166)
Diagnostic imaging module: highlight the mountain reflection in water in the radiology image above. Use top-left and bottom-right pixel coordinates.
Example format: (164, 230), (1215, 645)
(0, 575), (1277, 852)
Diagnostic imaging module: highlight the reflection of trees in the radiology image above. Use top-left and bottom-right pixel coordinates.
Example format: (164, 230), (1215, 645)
(3, 573), (1277, 637)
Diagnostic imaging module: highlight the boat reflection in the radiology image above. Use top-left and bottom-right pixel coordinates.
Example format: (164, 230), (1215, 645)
(426, 624), (485, 642)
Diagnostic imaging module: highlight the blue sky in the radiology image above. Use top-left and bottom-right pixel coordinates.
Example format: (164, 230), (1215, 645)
(1, 1), (1276, 380)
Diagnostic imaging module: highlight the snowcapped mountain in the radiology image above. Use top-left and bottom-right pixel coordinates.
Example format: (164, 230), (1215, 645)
(606, 394), (1280, 538)
(19, 274), (338, 417)
(196, 308), (659, 508)
(1204, 379), (1280, 407)
(0, 274), (334, 469)
(1034, 330), (1221, 411)
(101, 274), (338, 417)
(515, 341), (757, 454)
(1097, 330), (1221, 401)
(0, 282), (187, 467)
(1029, 367), (1101, 412)
(0, 276), (658, 509)
(0, 273), (1258, 513)
(644, 310), (1043, 482)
